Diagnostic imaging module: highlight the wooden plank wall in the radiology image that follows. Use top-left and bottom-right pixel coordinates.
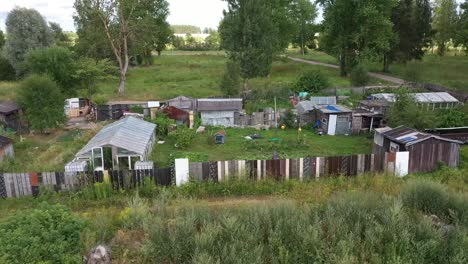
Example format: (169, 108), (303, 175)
(0, 168), (173, 199)
(189, 154), (376, 182)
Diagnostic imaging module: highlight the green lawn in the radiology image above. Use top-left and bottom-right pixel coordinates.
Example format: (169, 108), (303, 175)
(152, 127), (372, 167)
(286, 48), (339, 65)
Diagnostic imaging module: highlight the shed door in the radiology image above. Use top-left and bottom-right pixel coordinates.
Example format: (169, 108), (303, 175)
(336, 115), (351, 135)
(328, 115), (337, 135)
(92, 147), (104, 171)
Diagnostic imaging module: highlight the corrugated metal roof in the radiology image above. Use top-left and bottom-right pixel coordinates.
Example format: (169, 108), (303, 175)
(197, 98), (243, 111)
(295, 101), (314, 114)
(0, 101), (20, 114)
(310, 96), (337, 106)
(371, 92), (459, 103)
(316, 104), (352, 114)
(76, 117), (156, 157)
(0, 135), (13, 148)
(380, 126), (462, 146)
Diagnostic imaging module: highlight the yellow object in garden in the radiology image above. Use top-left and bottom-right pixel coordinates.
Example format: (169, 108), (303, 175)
(298, 127), (302, 132)
(281, 125), (286, 130)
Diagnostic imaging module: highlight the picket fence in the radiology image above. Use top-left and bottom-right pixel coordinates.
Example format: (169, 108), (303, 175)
(1, 153), (377, 199)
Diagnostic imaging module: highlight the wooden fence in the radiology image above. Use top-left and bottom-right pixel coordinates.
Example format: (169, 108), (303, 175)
(188, 154), (375, 182)
(0, 168), (173, 199)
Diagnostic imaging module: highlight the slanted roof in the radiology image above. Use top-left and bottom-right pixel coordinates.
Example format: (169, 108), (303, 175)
(295, 101), (314, 114)
(197, 98), (243, 111)
(167, 95), (193, 102)
(316, 104), (352, 114)
(0, 101), (20, 114)
(0, 135), (13, 148)
(380, 126), (462, 146)
(310, 96), (336, 106)
(360, 100), (390, 107)
(76, 117), (156, 157)
(371, 92), (459, 104)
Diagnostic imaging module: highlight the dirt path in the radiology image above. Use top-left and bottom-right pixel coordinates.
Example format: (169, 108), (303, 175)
(288, 57), (405, 85)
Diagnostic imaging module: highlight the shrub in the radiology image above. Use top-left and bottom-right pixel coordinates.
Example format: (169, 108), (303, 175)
(350, 64), (370, 86)
(153, 113), (175, 137)
(0, 56), (15, 81)
(220, 59), (241, 96)
(400, 181), (450, 217)
(169, 127), (196, 149)
(279, 109), (298, 128)
(119, 193), (150, 229)
(293, 70), (329, 93)
(17, 74), (66, 132)
(0, 203), (85, 264)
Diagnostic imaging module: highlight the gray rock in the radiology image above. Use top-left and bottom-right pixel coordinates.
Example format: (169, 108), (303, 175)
(85, 245), (111, 264)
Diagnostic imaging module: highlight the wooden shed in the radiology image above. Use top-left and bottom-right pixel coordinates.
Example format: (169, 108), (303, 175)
(313, 104), (352, 135)
(0, 101), (21, 131)
(0, 135), (14, 162)
(373, 126), (461, 174)
(166, 96), (196, 112)
(197, 98), (243, 127)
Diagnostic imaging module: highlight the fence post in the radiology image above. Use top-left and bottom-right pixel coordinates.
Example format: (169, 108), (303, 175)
(175, 158), (189, 187)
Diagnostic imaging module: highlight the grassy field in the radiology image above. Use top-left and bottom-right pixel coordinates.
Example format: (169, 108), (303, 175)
(287, 48), (468, 92)
(152, 127), (372, 166)
(0, 170), (467, 263)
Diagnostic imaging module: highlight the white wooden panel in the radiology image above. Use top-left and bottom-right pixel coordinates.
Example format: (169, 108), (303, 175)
(328, 115), (337, 136)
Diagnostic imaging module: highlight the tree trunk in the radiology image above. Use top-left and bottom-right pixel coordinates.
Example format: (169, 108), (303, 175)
(157, 50), (161, 56)
(383, 54), (390, 73)
(339, 52), (347, 77)
(243, 79), (249, 92)
(118, 72), (126, 95)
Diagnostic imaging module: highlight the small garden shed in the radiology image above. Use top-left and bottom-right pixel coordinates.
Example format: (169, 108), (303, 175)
(0, 101), (21, 131)
(197, 98), (243, 127)
(69, 117), (156, 171)
(373, 126), (461, 175)
(314, 105), (352, 135)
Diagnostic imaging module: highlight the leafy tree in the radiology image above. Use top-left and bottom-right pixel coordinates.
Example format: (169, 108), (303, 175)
(318, 0), (396, 76)
(171, 35), (185, 49)
(454, 1), (468, 53)
(437, 108), (466, 127)
(293, 70), (329, 93)
(433, 0), (458, 56)
(73, 57), (117, 98)
(0, 203), (85, 264)
(387, 92), (438, 130)
(17, 74), (66, 132)
(290, 0), (318, 55)
(133, 0), (171, 63)
(220, 0), (278, 90)
(24, 46), (76, 95)
(0, 29), (5, 50)
(205, 30), (221, 50)
(220, 59), (241, 96)
(74, 0), (148, 95)
(49, 21), (71, 47)
(4, 7), (52, 75)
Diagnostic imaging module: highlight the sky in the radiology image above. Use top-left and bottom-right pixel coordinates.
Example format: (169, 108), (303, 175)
(0, 0), (465, 32)
(0, 0), (229, 32)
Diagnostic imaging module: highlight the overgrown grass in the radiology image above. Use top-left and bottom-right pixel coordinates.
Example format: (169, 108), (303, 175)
(1, 173), (467, 263)
(152, 127), (372, 166)
(0, 129), (97, 172)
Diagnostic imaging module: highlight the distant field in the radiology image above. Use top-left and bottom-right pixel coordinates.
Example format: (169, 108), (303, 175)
(98, 54), (355, 101)
(287, 48), (468, 92)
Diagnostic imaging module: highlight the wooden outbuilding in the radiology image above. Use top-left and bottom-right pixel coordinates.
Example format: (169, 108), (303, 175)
(0, 101), (21, 131)
(373, 126), (461, 175)
(197, 98), (243, 127)
(313, 104), (352, 135)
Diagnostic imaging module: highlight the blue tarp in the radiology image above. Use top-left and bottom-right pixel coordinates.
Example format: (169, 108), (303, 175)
(326, 105), (341, 112)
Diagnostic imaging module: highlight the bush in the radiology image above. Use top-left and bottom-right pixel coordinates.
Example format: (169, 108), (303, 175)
(279, 109), (298, 129)
(153, 113), (176, 137)
(293, 70), (329, 93)
(0, 56), (15, 81)
(350, 64), (370, 86)
(17, 74), (66, 132)
(220, 59), (241, 96)
(169, 127), (196, 149)
(400, 181), (450, 217)
(0, 203), (85, 263)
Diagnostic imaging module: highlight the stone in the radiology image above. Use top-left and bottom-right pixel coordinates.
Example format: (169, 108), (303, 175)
(85, 245), (111, 264)
(196, 126), (206, 133)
